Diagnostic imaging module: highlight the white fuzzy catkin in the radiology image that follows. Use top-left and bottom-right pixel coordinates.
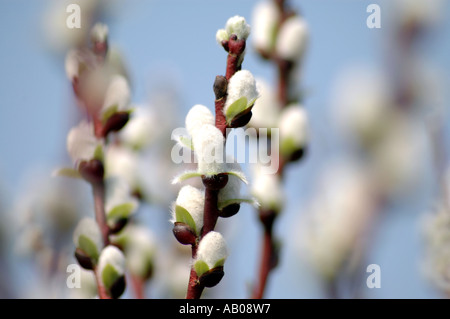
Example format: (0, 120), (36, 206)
(300, 163), (374, 279)
(278, 104), (308, 149)
(276, 15), (309, 62)
(104, 176), (138, 218)
(196, 231), (229, 269)
(121, 225), (155, 278)
(224, 70), (259, 113)
(72, 217), (102, 253)
(119, 107), (156, 150)
(98, 245), (126, 277)
(174, 185), (205, 234)
(218, 161), (242, 205)
(101, 75), (130, 115)
(192, 124), (226, 175)
(65, 49), (81, 80)
(248, 78), (280, 130)
(185, 104), (215, 138)
(105, 145), (139, 190)
(251, 165), (284, 212)
(216, 29), (229, 45)
(67, 120), (101, 164)
(225, 16), (251, 40)
(91, 23), (108, 43)
(252, 0), (280, 53)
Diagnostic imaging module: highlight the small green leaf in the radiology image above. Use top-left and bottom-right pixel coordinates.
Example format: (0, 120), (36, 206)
(171, 171), (202, 184)
(194, 260), (210, 277)
(93, 144), (104, 162)
(225, 97), (247, 125)
(175, 205), (197, 234)
(102, 104), (118, 123)
(107, 203), (135, 227)
(78, 235), (99, 262)
(226, 170), (248, 184)
(280, 136), (298, 158)
(218, 197), (258, 210)
(52, 167), (82, 179)
(247, 97), (258, 108)
(213, 258), (226, 268)
(178, 136), (193, 150)
(101, 264), (120, 290)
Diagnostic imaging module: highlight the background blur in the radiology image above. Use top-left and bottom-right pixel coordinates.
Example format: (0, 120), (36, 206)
(0, 0), (449, 298)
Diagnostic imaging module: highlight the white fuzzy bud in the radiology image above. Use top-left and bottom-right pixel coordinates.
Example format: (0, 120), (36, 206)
(101, 75), (130, 117)
(105, 145), (139, 191)
(216, 29), (229, 45)
(104, 177), (138, 226)
(192, 124), (226, 176)
(276, 15), (309, 62)
(97, 245), (126, 288)
(121, 225), (156, 279)
(248, 78), (280, 130)
(67, 120), (102, 165)
(196, 231), (229, 269)
(225, 15), (251, 40)
(278, 104), (308, 151)
(174, 185), (205, 234)
(224, 70), (259, 113)
(185, 104), (215, 138)
(65, 49), (81, 80)
(251, 165), (284, 212)
(73, 218), (103, 258)
(252, 1), (280, 53)
(119, 107), (156, 150)
(91, 23), (108, 43)
(218, 161), (242, 205)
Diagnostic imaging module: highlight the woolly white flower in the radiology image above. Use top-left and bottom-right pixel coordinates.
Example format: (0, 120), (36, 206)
(67, 120), (103, 166)
(97, 245), (126, 294)
(218, 161), (257, 210)
(251, 164), (284, 212)
(194, 231), (229, 276)
(278, 104), (308, 156)
(216, 15), (251, 45)
(119, 107), (156, 150)
(224, 70), (259, 124)
(114, 225), (156, 279)
(276, 15), (309, 62)
(252, 0), (280, 53)
(91, 23), (108, 43)
(173, 185), (205, 235)
(73, 217), (103, 261)
(299, 163), (374, 279)
(225, 16), (251, 40)
(216, 29), (229, 45)
(65, 49), (83, 80)
(105, 145), (139, 191)
(104, 176), (139, 229)
(192, 124), (226, 176)
(248, 78), (280, 130)
(332, 67), (393, 145)
(185, 104), (215, 138)
(101, 74), (131, 121)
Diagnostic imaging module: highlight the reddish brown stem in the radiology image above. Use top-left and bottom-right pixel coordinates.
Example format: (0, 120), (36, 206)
(129, 274), (146, 299)
(201, 187), (220, 238)
(186, 245), (205, 299)
(252, 210), (276, 299)
(94, 267), (112, 299)
(92, 182), (110, 246)
(215, 97), (228, 137)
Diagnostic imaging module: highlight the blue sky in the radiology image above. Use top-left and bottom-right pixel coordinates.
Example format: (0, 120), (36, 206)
(0, 0), (449, 298)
